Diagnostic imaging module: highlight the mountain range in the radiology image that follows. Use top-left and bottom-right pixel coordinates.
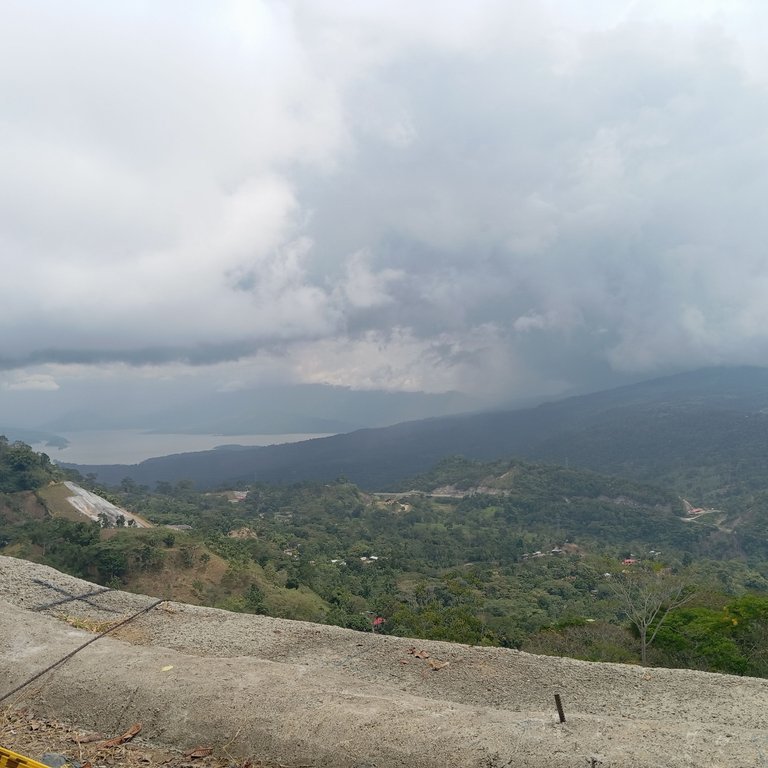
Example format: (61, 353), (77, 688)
(66, 366), (768, 501)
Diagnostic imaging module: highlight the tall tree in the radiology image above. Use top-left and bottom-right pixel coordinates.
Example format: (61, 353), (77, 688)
(611, 568), (695, 665)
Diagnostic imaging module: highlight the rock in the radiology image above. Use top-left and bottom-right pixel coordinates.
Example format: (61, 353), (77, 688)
(41, 753), (81, 768)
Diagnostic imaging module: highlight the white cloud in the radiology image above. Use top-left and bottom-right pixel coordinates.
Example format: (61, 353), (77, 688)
(336, 250), (405, 310)
(3, 374), (60, 391)
(2, 0), (768, 404)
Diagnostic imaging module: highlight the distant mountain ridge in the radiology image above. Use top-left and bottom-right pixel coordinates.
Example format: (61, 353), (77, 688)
(0, 426), (68, 449)
(67, 366), (768, 497)
(39, 383), (478, 435)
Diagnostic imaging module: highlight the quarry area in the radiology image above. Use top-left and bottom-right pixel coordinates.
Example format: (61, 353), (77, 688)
(60, 482), (151, 528)
(1, 555), (767, 768)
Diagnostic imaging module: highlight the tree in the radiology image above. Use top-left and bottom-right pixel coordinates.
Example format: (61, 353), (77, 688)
(611, 568), (695, 665)
(94, 548), (128, 582)
(726, 595), (768, 676)
(244, 584), (265, 614)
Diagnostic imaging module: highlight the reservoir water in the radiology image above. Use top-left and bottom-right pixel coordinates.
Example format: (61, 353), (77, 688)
(30, 430), (332, 466)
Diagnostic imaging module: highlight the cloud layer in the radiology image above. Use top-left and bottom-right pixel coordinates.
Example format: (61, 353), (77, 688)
(3, 1), (768, 399)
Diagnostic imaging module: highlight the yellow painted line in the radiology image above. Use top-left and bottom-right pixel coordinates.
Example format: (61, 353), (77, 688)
(0, 746), (52, 768)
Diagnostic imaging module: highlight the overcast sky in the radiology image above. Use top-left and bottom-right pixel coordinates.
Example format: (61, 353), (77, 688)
(3, 0), (768, 417)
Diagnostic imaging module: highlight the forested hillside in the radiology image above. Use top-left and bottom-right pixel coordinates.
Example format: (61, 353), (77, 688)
(0, 436), (58, 492)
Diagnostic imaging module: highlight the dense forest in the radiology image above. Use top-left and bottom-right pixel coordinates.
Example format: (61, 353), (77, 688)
(4, 439), (768, 678)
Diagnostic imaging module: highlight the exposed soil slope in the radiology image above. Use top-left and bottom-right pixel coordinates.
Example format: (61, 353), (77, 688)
(60, 482), (151, 527)
(1, 556), (767, 767)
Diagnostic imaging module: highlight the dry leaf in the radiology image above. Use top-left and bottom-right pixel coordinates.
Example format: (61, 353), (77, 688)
(161, 665), (174, 672)
(77, 731), (103, 743)
(428, 659), (449, 671)
(102, 722), (142, 747)
(184, 747), (213, 759)
(69, 733), (103, 744)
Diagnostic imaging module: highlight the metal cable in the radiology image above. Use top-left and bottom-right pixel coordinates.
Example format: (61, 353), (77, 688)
(0, 598), (165, 704)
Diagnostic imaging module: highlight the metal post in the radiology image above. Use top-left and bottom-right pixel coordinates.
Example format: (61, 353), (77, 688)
(554, 693), (566, 724)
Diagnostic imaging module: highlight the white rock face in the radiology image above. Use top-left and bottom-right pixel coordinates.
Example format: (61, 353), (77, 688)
(63, 481), (151, 527)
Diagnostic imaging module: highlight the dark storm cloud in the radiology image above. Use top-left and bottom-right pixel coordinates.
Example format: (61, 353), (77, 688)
(302, 13), (768, 386)
(3, 1), (768, 398)
(0, 341), (297, 371)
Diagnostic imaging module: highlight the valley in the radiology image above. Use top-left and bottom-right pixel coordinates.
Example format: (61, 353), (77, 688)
(3, 427), (768, 676)
(2, 371), (768, 665)
(5, 368), (768, 765)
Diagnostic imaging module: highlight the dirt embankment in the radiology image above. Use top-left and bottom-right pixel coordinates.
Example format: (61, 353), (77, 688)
(1, 555), (767, 767)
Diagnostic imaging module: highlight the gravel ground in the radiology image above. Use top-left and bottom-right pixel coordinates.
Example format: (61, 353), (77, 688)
(2, 555), (768, 767)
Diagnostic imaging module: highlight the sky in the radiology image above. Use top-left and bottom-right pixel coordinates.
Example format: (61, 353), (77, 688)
(3, 0), (768, 423)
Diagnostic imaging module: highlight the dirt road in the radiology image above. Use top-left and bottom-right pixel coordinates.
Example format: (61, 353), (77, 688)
(1, 556), (767, 767)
